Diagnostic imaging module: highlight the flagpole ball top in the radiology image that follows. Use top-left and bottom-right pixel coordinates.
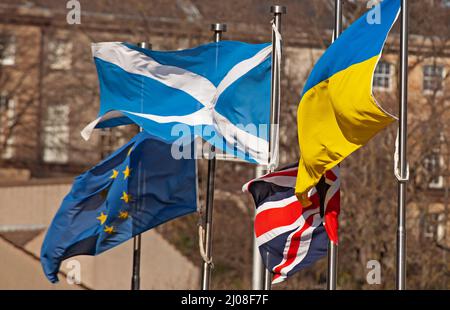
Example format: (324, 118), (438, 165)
(270, 5), (286, 14)
(211, 23), (227, 32)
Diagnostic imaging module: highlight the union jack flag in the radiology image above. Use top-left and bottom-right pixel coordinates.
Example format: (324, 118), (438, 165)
(243, 163), (340, 284)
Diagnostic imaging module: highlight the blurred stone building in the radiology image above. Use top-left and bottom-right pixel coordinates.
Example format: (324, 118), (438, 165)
(0, 0), (449, 289)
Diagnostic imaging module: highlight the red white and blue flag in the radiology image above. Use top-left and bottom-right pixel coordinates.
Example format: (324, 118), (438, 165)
(243, 163), (340, 284)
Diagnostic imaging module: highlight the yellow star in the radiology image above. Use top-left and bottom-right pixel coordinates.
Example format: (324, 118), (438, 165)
(120, 191), (131, 204)
(122, 166), (131, 180)
(110, 169), (119, 179)
(118, 210), (129, 219)
(96, 212), (107, 225)
(104, 225), (114, 234)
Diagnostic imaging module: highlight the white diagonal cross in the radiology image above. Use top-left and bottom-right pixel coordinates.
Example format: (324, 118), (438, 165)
(82, 42), (273, 164)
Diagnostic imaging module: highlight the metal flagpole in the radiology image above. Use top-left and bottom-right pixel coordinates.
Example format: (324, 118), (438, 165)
(131, 41), (152, 291)
(263, 251), (272, 290)
(268, 5), (286, 169)
(201, 23), (226, 290)
(326, 0), (342, 291)
(261, 5), (286, 291)
(131, 225), (142, 290)
(396, 0), (409, 290)
(252, 165), (266, 290)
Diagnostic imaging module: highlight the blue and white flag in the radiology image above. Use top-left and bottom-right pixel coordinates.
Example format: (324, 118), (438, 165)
(82, 41), (273, 164)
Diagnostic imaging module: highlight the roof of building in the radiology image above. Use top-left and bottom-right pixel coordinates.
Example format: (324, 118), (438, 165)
(0, 0), (448, 50)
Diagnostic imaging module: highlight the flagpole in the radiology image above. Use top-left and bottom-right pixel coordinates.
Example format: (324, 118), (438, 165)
(252, 165), (266, 290)
(130, 41), (152, 291)
(268, 5), (286, 169)
(263, 251), (272, 290)
(201, 23), (226, 290)
(326, 0), (342, 291)
(396, 0), (409, 290)
(261, 5), (286, 291)
(131, 228), (141, 290)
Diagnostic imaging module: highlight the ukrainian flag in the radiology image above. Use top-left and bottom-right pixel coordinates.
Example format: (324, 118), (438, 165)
(296, 0), (400, 204)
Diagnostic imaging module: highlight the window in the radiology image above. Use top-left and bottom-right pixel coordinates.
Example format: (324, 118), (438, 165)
(0, 35), (16, 66)
(423, 212), (446, 242)
(424, 151), (444, 189)
(48, 39), (72, 70)
(99, 128), (131, 157)
(0, 94), (15, 159)
(423, 64), (445, 93)
(373, 61), (392, 90)
(43, 104), (70, 163)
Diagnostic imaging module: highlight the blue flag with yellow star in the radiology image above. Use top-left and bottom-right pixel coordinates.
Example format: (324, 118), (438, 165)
(40, 131), (198, 283)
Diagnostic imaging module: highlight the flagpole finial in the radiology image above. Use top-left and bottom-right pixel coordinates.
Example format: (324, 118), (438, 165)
(211, 23), (227, 43)
(137, 42), (152, 50)
(210, 23), (227, 32)
(270, 5), (286, 14)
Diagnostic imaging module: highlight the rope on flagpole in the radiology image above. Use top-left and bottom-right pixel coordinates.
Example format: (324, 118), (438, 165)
(394, 129), (410, 182)
(198, 225), (212, 265)
(267, 18), (283, 173)
(271, 20), (282, 67)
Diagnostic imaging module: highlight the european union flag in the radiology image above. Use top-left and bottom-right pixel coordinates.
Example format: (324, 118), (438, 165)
(40, 132), (198, 283)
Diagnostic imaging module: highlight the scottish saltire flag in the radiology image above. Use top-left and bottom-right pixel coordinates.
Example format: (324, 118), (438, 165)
(295, 0), (400, 204)
(41, 132), (197, 283)
(82, 41), (273, 164)
(243, 164), (340, 284)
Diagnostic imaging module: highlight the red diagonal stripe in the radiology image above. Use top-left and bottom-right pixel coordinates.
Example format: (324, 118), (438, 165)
(325, 170), (337, 181)
(254, 193), (319, 238)
(273, 213), (316, 275)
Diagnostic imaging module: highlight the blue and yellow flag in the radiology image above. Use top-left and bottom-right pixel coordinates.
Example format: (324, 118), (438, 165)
(40, 132), (197, 283)
(296, 0), (400, 203)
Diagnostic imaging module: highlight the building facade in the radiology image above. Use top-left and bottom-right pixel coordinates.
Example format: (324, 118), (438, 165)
(0, 0), (448, 289)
